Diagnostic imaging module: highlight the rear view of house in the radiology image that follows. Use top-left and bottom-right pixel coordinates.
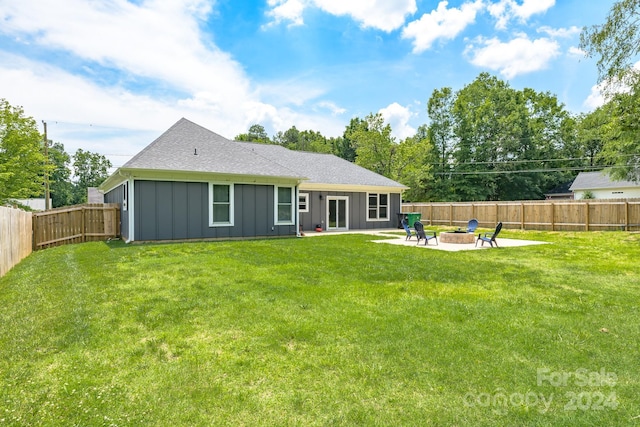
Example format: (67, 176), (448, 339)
(99, 118), (407, 242)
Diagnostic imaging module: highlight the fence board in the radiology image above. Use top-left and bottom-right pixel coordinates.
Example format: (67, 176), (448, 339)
(0, 206), (33, 277)
(32, 204), (120, 250)
(403, 199), (640, 232)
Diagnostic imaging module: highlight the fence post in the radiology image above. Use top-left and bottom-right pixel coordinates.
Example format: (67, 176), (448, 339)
(520, 202), (525, 230)
(585, 202), (590, 231)
(625, 201), (629, 231)
(551, 203), (555, 231)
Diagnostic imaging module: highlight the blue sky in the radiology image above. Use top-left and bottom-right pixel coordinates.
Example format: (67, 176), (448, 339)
(0, 0), (617, 167)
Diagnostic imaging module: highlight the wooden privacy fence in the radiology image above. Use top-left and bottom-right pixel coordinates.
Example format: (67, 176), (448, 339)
(33, 203), (120, 250)
(0, 206), (33, 277)
(402, 199), (640, 232)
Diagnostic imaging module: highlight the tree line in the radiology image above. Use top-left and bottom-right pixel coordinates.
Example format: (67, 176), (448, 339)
(0, 98), (111, 208)
(236, 70), (635, 202)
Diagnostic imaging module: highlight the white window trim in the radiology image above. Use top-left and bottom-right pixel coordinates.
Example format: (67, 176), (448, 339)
(367, 192), (390, 222)
(275, 186), (295, 225)
(298, 192), (309, 213)
(209, 183), (234, 227)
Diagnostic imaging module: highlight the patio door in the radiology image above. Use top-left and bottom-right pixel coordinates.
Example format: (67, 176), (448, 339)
(327, 196), (349, 230)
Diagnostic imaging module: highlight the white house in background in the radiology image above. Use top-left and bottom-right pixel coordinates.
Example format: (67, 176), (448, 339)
(570, 171), (640, 199)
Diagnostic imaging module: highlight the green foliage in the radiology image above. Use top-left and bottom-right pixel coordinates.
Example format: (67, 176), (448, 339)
(71, 149), (112, 204)
(0, 99), (47, 203)
(48, 142), (73, 207)
(1, 232), (639, 425)
(352, 113), (395, 177)
(580, 0), (640, 83)
(235, 124), (271, 143)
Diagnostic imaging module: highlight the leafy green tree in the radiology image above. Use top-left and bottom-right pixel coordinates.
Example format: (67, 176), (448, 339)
(338, 117), (367, 162)
(235, 124), (271, 143)
(580, 0), (640, 181)
(0, 99), (46, 204)
(597, 75), (640, 181)
(71, 149), (112, 204)
(427, 87), (457, 199)
(351, 113), (395, 177)
(393, 125), (433, 201)
(48, 142), (73, 207)
(580, 0), (640, 84)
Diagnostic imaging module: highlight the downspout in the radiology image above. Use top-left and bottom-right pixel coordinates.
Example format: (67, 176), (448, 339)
(295, 184), (301, 237)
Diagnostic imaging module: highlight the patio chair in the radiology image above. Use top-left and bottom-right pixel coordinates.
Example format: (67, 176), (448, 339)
(401, 218), (413, 240)
(476, 222), (503, 248)
(414, 221), (438, 246)
(466, 218), (479, 233)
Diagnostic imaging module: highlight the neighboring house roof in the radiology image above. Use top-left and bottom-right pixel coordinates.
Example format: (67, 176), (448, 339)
(102, 118), (407, 191)
(569, 171), (639, 191)
(545, 181), (573, 197)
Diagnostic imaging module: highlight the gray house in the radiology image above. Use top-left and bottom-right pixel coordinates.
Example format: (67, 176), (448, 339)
(570, 171), (640, 200)
(99, 118), (407, 242)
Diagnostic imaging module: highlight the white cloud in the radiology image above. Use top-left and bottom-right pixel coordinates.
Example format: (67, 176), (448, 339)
(537, 25), (581, 38)
(265, 0), (306, 27)
(466, 34), (560, 78)
(568, 46), (586, 57)
(379, 102), (416, 140)
(489, 0), (555, 30)
(583, 83), (606, 110)
(265, 0), (417, 32)
(402, 0), (483, 53)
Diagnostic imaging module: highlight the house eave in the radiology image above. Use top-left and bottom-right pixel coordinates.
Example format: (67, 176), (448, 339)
(100, 167), (306, 191)
(299, 182), (408, 193)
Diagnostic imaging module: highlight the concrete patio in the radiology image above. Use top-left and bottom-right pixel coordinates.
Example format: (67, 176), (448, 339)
(303, 229), (549, 252)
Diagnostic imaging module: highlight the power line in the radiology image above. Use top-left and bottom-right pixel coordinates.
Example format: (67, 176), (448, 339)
(434, 165), (605, 176)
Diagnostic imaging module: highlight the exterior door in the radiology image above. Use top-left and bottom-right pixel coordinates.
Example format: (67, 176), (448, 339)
(327, 196), (348, 230)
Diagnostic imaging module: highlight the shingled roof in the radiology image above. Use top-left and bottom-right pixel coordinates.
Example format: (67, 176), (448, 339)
(569, 171), (639, 191)
(122, 118), (303, 180)
(117, 118), (406, 190)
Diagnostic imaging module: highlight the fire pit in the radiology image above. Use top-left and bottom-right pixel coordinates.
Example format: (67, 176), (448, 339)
(439, 230), (475, 244)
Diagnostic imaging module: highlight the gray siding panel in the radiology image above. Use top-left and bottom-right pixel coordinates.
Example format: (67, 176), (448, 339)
(133, 180), (295, 241)
(104, 183), (128, 241)
(299, 191), (400, 231)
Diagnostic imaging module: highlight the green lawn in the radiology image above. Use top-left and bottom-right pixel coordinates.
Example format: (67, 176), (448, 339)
(1, 230), (639, 426)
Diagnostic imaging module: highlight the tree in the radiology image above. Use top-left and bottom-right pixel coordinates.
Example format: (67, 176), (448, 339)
(0, 99), (46, 204)
(351, 113), (396, 177)
(580, 1), (640, 181)
(393, 125), (433, 201)
(48, 142), (73, 207)
(71, 149), (112, 204)
(427, 87), (457, 199)
(580, 0), (640, 84)
(235, 124), (271, 143)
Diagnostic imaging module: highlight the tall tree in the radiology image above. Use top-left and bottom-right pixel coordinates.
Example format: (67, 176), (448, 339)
(427, 87), (457, 199)
(235, 124), (271, 143)
(351, 113), (395, 177)
(71, 149), (111, 204)
(580, 0), (640, 84)
(0, 99), (46, 204)
(580, 0), (640, 181)
(393, 125), (433, 201)
(48, 142), (73, 208)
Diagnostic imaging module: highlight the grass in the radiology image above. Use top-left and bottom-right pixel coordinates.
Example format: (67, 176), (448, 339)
(1, 229), (639, 426)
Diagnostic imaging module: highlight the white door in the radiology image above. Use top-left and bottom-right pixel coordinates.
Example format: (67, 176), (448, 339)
(327, 196), (349, 230)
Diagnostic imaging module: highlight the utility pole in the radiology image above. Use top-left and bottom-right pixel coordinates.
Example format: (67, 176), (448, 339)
(43, 121), (50, 210)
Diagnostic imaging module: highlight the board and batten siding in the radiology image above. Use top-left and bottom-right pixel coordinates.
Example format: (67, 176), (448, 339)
(299, 191), (401, 231)
(133, 180), (296, 241)
(104, 182), (129, 241)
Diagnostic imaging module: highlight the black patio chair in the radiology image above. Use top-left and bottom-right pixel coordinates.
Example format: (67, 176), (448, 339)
(476, 222), (503, 248)
(414, 221), (438, 246)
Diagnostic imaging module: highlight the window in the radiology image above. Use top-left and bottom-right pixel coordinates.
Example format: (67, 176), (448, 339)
(276, 186), (295, 224)
(367, 193), (389, 221)
(209, 183), (234, 226)
(298, 193), (309, 212)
